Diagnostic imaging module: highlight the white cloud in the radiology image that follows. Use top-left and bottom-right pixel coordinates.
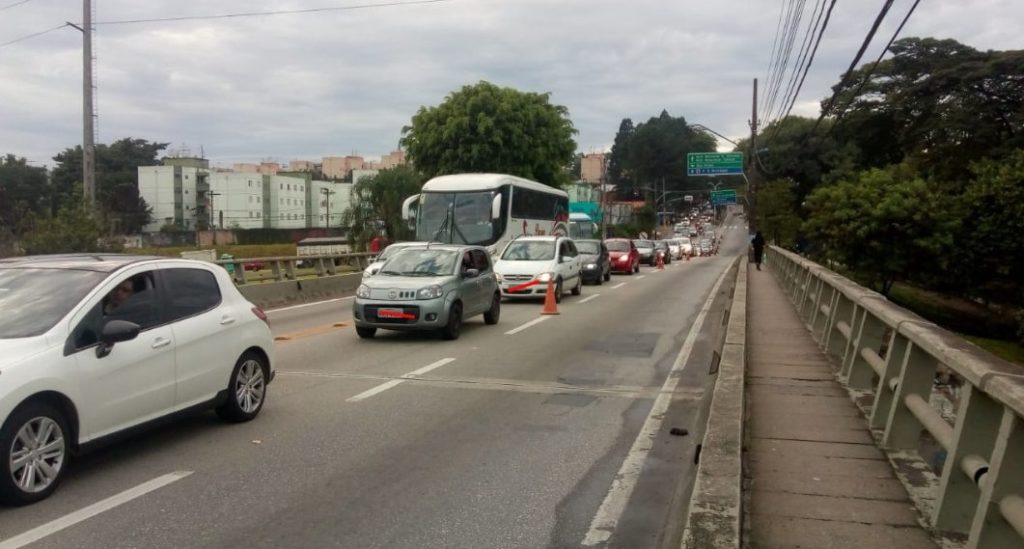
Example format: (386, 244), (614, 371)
(0, 0), (1020, 167)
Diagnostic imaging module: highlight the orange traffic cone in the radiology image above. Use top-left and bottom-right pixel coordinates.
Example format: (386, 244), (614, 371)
(541, 278), (560, 315)
(656, 254), (665, 271)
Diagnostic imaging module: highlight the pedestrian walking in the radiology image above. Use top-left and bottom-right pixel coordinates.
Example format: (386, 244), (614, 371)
(751, 231), (765, 271)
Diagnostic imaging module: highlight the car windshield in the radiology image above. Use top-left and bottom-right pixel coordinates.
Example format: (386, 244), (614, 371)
(501, 241), (556, 261)
(680, 238), (691, 245)
(416, 191), (496, 246)
(655, 242), (668, 250)
(379, 249), (459, 277)
(633, 240), (653, 249)
(605, 241), (629, 252)
(0, 268), (106, 338)
(378, 244), (419, 262)
(576, 241), (601, 255)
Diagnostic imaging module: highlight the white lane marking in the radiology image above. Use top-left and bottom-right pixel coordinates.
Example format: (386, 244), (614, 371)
(0, 471), (193, 549)
(610, 282), (626, 289)
(345, 358), (456, 402)
(267, 296), (353, 314)
(582, 258), (736, 546)
(504, 316), (550, 335)
(579, 294), (600, 304)
(634, 275), (646, 280)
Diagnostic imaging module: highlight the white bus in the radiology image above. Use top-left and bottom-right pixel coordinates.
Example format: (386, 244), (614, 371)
(568, 212), (596, 239)
(402, 173), (570, 255)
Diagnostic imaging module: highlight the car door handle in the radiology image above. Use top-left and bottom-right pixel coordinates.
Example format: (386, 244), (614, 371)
(152, 337), (172, 349)
(220, 315), (236, 325)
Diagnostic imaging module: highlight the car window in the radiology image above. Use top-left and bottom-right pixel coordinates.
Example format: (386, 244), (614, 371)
(102, 272), (160, 329)
(567, 241), (578, 256)
(381, 249), (459, 276)
(576, 241), (601, 255)
(558, 241), (569, 258)
(500, 241), (555, 261)
(0, 268), (106, 339)
(470, 249), (490, 271)
(161, 268), (222, 323)
(604, 240), (628, 252)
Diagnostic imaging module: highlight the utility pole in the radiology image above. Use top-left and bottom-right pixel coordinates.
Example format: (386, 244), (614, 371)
(207, 191), (221, 245)
(82, 0), (95, 208)
(322, 187), (336, 229)
(749, 77), (759, 235)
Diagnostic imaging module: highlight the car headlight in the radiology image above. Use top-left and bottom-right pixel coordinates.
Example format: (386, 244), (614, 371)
(585, 263), (597, 269)
(417, 285), (444, 299)
(356, 284), (371, 298)
(537, 272), (553, 283)
(495, 272), (504, 282)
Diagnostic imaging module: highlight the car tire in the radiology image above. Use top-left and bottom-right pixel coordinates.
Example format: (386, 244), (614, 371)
(484, 293), (501, 325)
(604, 269), (611, 282)
(356, 326), (376, 339)
(0, 401), (70, 506)
(571, 276), (582, 296)
(595, 273), (603, 286)
(216, 352), (269, 423)
(442, 302), (463, 340)
(554, 279), (563, 304)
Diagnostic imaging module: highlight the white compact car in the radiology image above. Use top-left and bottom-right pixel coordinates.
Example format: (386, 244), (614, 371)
(493, 236), (582, 302)
(0, 255), (275, 505)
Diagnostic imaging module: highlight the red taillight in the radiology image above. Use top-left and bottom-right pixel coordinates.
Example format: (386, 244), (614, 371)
(252, 307), (270, 326)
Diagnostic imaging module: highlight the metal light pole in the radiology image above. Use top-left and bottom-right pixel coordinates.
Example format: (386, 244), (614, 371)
(67, 0), (96, 208)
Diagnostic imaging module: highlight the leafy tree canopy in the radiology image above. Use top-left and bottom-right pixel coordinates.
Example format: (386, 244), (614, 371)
(401, 81), (577, 188)
(0, 154), (50, 236)
(341, 165), (425, 250)
(614, 110), (717, 198)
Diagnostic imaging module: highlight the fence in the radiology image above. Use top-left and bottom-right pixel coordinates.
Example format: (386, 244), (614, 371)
(767, 246), (1024, 548)
(214, 252), (375, 285)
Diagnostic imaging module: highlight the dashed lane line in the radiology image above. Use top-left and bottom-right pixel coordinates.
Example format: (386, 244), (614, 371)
(345, 358), (456, 402)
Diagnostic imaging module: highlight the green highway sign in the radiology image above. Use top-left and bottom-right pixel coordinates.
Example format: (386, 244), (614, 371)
(687, 152), (744, 176)
(710, 189), (737, 205)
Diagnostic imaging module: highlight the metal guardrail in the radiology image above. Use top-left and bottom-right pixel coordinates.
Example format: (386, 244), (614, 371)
(214, 252), (375, 285)
(766, 246), (1024, 548)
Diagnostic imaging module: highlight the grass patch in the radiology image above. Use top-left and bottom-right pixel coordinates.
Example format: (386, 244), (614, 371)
(962, 335), (1024, 366)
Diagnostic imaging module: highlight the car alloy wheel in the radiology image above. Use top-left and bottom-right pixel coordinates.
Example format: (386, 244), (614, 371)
(0, 401), (69, 505)
(217, 352), (268, 423)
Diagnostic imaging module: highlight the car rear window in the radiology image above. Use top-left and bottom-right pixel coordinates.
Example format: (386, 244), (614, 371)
(575, 241), (601, 255)
(162, 268), (222, 322)
(605, 241), (629, 252)
(0, 268), (106, 338)
(501, 241), (556, 261)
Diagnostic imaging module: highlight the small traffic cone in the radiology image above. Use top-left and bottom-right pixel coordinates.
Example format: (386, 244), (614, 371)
(656, 254), (665, 271)
(541, 278), (560, 315)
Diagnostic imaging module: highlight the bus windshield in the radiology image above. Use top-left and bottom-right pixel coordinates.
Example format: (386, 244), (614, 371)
(416, 191), (496, 246)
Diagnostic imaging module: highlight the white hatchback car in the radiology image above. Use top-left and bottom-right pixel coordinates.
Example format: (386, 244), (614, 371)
(0, 255), (275, 505)
(493, 236), (583, 302)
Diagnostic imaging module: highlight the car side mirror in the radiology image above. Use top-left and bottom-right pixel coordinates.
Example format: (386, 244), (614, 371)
(96, 320), (140, 358)
(463, 268), (480, 278)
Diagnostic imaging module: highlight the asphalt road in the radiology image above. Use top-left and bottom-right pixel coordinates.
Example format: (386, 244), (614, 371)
(0, 217), (749, 549)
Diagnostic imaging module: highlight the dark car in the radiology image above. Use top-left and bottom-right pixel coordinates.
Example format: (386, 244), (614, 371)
(574, 239), (611, 285)
(605, 238), (640, 274)
(633, 239), (656, 266)
(654, 241), (672, 264)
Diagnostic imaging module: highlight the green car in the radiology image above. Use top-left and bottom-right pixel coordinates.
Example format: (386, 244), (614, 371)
(353, 245), (501, 340)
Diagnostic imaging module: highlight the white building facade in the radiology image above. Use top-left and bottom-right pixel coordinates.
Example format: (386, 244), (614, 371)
(207, 172), (265, 230)
(138, 165), (202, 232)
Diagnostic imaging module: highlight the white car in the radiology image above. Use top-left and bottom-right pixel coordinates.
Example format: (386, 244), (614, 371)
(493, 236), (582, 302)
(0, 254), (275, 505)
(679, 237), (694, 257)
(363, 241), (430, 278)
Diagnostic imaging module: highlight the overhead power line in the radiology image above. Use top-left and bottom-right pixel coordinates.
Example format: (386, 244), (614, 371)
(0, 23), (68, 49)
(765, 0), (839, 142)
(765, 0), (808, 124)
(94, 0), (455, 25)
(762, 0), (803, 122)
(761, 0), (790, 114)
(770, 0), (827, 126)
(814, 0), (897, 131)
(0, 0), (35, 12)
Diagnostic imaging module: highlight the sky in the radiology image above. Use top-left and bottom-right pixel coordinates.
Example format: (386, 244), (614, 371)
(1, 0), (1021, 169)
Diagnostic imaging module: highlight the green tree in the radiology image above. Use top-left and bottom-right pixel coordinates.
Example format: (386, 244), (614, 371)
(607, 118), (635, 190)
(755, 179), (802, 248)
(622, 110), (716, 198)
(51, 138), (166, 233)
(0, 154), (51, 237)
(803, 165), (954, 296)
(341, 165), (425, 250)
(400, 81), (577, 187)
(19, 201), (121, 255)
(827, 37), (1024, 185)
(952, 150), (1024, 307)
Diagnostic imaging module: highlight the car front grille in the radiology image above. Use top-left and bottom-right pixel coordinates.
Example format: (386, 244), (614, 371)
(502, 274), (533, 282)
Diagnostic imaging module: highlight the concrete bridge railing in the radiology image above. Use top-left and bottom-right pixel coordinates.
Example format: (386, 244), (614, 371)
(767, 246), (1024, 548)
(214, 252), (376, 285)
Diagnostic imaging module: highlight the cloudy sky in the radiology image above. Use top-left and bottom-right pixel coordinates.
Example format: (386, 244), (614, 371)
(1, 0), (1021, 168)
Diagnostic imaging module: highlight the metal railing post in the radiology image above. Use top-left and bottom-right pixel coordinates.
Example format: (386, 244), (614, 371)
(235, 262), (247, 285)
(870, 331), (911, 430)
(826, 294), (854, 359)
(883, 343), (938, 449)
(935, 385), (1002, 532)
(846, 312), (887, 389)
(968, 408), (1024, 548)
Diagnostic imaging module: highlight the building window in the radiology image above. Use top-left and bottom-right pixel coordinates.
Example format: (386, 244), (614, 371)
(287, 184), (291, 191)
(257, 212), (261, 218)
(279, 184), (283, 190)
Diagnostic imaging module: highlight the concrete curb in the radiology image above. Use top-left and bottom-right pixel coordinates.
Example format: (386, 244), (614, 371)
(238, 272), (362, 309)
(681, 259), (747, 548)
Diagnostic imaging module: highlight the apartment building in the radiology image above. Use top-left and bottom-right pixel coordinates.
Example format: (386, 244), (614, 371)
(138, 164), (204, 232)
(321, 155), (365, 179)
(581, 153), (607, 184)
(207, 172), (266, 230)
(267, 175), (309, 229)
(310, 180), (353, 228)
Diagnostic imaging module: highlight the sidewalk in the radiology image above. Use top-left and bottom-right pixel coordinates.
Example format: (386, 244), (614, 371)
(744, 264), (936, 548)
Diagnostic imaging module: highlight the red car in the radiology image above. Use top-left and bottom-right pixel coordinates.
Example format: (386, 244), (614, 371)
(604, 238), (640, 275)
